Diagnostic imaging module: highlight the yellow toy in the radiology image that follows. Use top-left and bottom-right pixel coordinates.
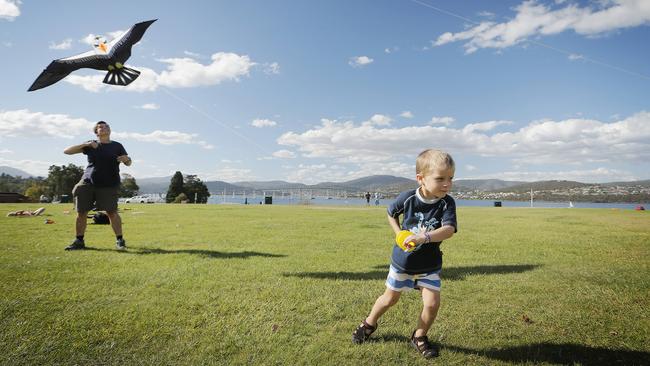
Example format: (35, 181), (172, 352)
(396, 230), (416, 252)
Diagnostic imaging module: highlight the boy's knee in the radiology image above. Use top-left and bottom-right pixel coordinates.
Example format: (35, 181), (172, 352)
(422, 289), (441, 309)
(423, 301), (440, 313)
(382, 290), (401, 306)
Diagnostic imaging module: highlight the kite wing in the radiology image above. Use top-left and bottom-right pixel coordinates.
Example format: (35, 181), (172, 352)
(28, 49), (110, 92)
(108, 19), (157, 63)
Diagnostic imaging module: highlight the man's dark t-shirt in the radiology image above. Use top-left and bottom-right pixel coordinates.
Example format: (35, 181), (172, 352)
(81, 141), (127, 187)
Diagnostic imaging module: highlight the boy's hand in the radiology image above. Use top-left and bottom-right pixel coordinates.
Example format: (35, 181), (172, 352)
(396, 230), (417, 252)
(402, 231), (432, 251)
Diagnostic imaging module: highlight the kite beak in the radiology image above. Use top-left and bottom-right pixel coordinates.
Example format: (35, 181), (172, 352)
(99, 43), (107, 53)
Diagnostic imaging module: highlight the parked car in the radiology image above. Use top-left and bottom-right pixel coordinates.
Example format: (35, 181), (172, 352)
(125, 195), (155, 203)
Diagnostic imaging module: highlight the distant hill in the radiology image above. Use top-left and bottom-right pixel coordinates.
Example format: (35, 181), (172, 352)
(204, 181), (247, 192)
(136, 176), (173, 194)
(602, 180), (650, 188)
(233, 181), (309, 190)
(493, 180), (589, 193)
(454, 179), (523, 191)
(133, 174), (650, 198)
(0, 166), (35, 178)
(315, 175), (416, 192)
(136, 176), (247, 194)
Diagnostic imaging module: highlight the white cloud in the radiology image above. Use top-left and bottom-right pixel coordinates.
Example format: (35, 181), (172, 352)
(113, 130), (214, 149)
(463, 120), (512, 132)
(349, 56), (374, 67)
(0, 109), (214, 150)
(0, 157), (63, 177)
(251, 118), (277, 128)
(466, 164), (477, 171)
(277, 111), (650, 168)
(0, 148), (13, 154)
(477, 11), (495, 18)
(63, 52), (255, 92)
(107, 29), (126, 40)
(135, 103), (160, 110)
(284, 161), (414, 185)
(80, 34), (96, 46)
(365, 114), (392, 126)
(204, 167), (253, 182)
(272, 149), (296, 159)
(428, 116), (455, 125)
(400, 111), (414, 119)
(49, 38), (72, 50)
(568, 53), (584, 60)
(183, 50), (203, 58)
(263, 62), (280, 75)
(434, 0), (650, 53)
(81, 29), (126, 46)
(157, 52), (255, 88)
(65, 67), (159, 92)
(0, 109), (93, 138)
(0, 0), (20, 21)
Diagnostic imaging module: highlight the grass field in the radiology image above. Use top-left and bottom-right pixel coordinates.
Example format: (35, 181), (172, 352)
(1, 203), (648, 365)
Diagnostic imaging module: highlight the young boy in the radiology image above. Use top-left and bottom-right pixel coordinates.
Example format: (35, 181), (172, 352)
(352, 149), (457, 359)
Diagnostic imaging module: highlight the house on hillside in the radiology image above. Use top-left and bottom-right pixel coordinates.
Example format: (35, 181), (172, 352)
(0, 192), (29, 203)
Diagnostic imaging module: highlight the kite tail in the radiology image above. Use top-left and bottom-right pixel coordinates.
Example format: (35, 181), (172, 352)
(103, 66), (141, 86)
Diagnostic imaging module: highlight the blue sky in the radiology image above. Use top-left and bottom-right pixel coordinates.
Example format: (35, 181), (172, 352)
(1, 0), (649, 183)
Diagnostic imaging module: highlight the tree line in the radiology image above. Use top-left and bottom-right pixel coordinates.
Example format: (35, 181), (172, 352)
(1, 165), (209, 204)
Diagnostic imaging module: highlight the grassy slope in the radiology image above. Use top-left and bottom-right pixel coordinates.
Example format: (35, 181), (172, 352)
(1, 204), (648, 365)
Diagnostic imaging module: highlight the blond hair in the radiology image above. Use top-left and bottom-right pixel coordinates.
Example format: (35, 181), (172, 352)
(416, 149), (455, 175)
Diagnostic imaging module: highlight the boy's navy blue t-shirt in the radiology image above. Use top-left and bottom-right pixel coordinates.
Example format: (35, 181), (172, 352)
(387, 188), (457, 274)
(81, 141), (127, 187)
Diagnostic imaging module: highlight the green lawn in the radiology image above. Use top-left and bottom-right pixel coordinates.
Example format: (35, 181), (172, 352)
(1, 203), (648, 365)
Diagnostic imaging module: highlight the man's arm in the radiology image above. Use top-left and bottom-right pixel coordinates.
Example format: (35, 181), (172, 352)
(64, 141), (97, 155)
(117, 155), (132, 166)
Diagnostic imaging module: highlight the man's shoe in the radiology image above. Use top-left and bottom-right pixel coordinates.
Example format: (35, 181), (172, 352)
(65, 238), (86, 251)
(116, 238), (127, 250)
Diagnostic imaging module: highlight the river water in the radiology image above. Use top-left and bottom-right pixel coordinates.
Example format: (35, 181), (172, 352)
(207, 196), (647, 210)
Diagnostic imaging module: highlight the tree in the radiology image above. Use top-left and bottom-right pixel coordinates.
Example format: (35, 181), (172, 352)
(119, 173), (139, 197)
(24, 181), (49, 202)
(184, 175), (210, 203)
(173, 192), (189, 203)
(166, 171), (184, 203)
(0, 173), (45, 195)
(46, 164), (83, 198)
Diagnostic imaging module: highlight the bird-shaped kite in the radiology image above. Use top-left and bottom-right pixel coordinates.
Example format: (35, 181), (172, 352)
(28, 19), (157, 92)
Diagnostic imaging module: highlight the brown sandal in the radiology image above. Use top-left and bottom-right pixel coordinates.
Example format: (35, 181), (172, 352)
(352, 320), (376, 344)
(410, 331), (439, 358)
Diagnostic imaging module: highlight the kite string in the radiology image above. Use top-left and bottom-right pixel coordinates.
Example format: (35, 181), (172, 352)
(410, 0), (650, 81)
(159, 86), (271, 155)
